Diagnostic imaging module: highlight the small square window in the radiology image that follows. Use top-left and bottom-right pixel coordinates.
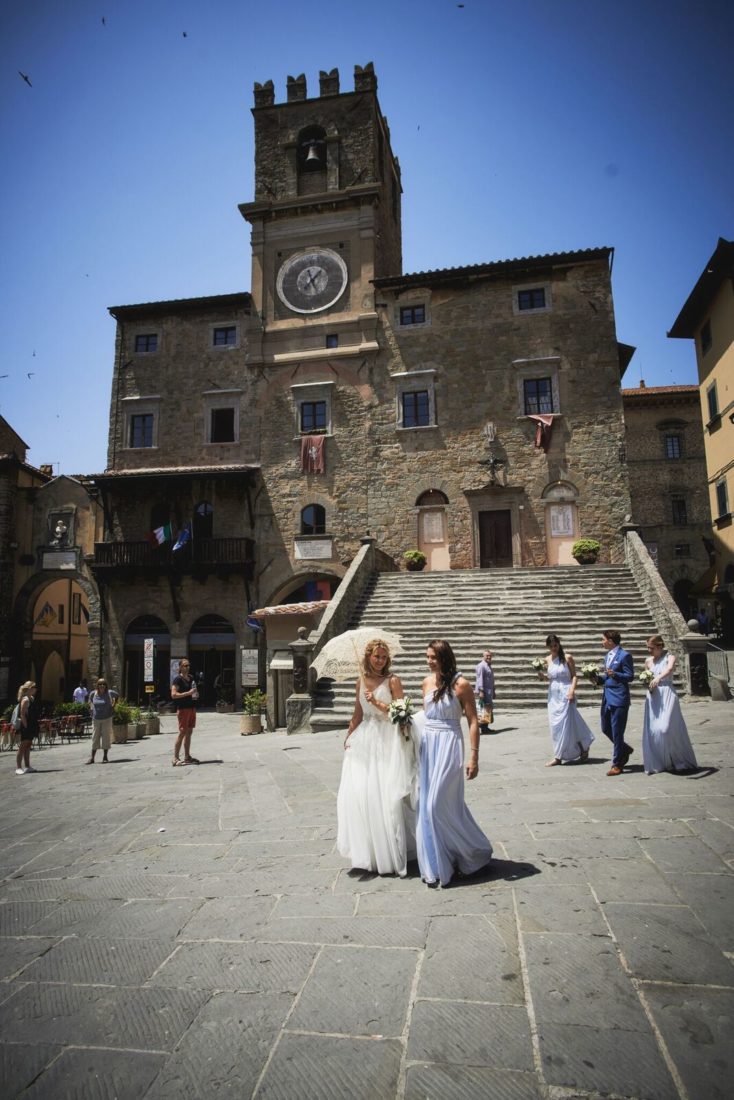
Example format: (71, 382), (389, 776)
(524, 378), (554, 415)
(301, 401), (327, 433)
(400, 305), (426, 326)
(325, 334), (339, 349)
(210, 407), (235, 443)
(213, 325), (237, 347)
(700, 319), (712, 355)
(665, 435), (682, 459)
(402, 390), (430, 428)
(129, 413), (154, 448)
(671, 497), (688, 525)
(518, 288), (546, 311)
(134, 333), (158, 353)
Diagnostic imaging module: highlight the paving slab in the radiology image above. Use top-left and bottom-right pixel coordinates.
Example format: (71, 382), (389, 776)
(0, 700), (731, 1099)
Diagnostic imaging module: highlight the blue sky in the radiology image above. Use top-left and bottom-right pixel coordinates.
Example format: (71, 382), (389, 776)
(2, 0), (732, 474)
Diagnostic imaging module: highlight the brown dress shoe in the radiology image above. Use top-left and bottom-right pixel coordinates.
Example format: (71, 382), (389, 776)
(607, 765), (623, 776)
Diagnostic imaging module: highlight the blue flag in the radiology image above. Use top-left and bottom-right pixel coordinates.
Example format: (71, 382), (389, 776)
(246, 615), (263, 633)
(172, 523), (192, 552)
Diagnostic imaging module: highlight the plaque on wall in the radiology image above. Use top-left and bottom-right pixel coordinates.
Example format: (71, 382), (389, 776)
(294, 539), (333, 560)
(42, 550), (77, 570)
(549, 504), (574, 538)
(241, 647), (259, 684)
(420, 511), (445, 543)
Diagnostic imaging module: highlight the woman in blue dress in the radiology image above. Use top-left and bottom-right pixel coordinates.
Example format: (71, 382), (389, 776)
(416, 639), (493, 886)
(539, 634), (595, 766)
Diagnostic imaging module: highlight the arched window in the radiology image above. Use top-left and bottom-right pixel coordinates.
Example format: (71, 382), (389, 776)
(193, 501), (213, 540)
(301, 504), (326, 535)
(415, 489), (448, 507)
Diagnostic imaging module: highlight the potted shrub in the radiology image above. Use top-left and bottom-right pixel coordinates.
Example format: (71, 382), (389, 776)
(216, 684), (235, 714)
(241, 688), (266, 735)
(129, 706), (145, 740)
(139, 707), (160, 736)
(111, 698), (133, 743)
(403, 549), (427, 572)
(572, 538), (601, 564)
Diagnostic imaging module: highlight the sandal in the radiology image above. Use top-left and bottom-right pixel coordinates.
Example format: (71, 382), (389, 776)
(579, 748), (589, 762)
(184, 756), (200, 765)
(172, 759), (187, 767)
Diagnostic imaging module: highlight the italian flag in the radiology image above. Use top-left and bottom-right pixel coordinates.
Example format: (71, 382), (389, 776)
(153, 523), (172, 545)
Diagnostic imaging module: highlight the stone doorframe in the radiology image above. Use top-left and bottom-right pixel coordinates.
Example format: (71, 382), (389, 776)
(464, 488), (525, 568)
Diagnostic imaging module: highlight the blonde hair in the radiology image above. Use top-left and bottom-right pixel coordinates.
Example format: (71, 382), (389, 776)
(362, 639), (392, 677)
(17, 680), (36, 702)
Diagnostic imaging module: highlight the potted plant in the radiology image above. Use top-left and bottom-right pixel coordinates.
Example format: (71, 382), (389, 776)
(216, 684), (236, 714)
(241, 688), (266, 735)
(403, 549), (427, 572)
(111, 698), (134, 743)
(572, 538), (601, 565)
(129, 705), (146, 740)
(139, 706), (160, 736)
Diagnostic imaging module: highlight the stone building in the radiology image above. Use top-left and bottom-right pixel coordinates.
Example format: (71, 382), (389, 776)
(94, 64), (635, 703)
(0, 415), (99, 706)
(669, 237), (734, 641)
(621, 383), (711, 616)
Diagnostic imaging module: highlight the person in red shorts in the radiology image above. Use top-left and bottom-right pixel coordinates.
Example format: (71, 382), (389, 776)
(171, 659), (199, 766)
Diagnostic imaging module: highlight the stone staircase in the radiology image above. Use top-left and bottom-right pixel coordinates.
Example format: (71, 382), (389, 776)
(311, 565), (673, 731)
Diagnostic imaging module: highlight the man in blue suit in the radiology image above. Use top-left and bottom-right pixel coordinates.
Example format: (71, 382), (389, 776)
(598, 630), (635, 776)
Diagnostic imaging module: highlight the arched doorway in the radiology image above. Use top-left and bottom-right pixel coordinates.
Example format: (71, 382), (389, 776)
(189, 614), (236, 706)
(31, 578), (90, 704)
(124, 615), (171, 704)
(673, 578), (694, 620)
(416, 490), (450, 571)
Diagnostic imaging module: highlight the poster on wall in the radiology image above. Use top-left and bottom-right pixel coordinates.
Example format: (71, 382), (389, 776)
(549, 504), (574, 538)
(241, 647), (259, 685)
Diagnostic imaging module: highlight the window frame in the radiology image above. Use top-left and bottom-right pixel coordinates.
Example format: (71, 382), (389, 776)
(202, 388), (241, 445)
(394, 294), (431, 332)
(399, 304), (427, 327)
(715, 479), (729, 520)
(671, 496), (688, 526)
(513, 356), (561, 417)
(393, 369), (437, 431)
(664, 434), (683, 460)
(301, 503), (327, 535)
(523, 377), (554, 416)
(291, 381), (334, 437)
(513, 281), (552, 316)
(133, 332), (159, 354)
(210, 323), (239, 350)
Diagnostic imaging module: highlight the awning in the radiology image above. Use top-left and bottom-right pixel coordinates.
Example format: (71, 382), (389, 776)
(251, 600), (330, 619)
(689, 564), (718, 596)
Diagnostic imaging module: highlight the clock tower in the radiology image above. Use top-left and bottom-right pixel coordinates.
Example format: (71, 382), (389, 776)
(239, 63), (402, 366)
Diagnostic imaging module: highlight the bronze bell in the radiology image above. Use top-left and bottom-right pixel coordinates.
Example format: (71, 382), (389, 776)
(305, 141), (322, 164)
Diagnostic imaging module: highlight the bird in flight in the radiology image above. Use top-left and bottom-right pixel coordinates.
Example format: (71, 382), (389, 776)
(102, 16), (106, 25)
(27, 372), (35, 379)
(182, 31), (188, 37)
(18, 71), (32, 87)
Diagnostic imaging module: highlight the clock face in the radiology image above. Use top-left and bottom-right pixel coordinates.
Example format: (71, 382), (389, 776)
(276, 248), (348, 314)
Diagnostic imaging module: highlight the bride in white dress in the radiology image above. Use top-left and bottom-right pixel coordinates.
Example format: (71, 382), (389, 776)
(539, 634), (595, 766)
(416, 639), (493, 887)
(337, 639), (419, 877)
(642, 635), (697, 774)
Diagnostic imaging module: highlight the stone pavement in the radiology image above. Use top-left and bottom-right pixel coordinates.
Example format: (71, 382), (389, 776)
(0, 698), (732, 1100)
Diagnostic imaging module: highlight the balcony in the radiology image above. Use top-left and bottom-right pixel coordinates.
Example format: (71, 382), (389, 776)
(92, 537), (255, 578)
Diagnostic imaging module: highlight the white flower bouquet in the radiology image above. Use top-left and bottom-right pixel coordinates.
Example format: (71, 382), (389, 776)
(581, 662), (601, 683)
(531, 658), (546, 673)
(639, 668), (654, 689)
(389, 697), (415, 740)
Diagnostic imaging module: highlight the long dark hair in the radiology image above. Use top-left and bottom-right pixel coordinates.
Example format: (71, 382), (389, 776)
(545, 633), (566, 664)
(428, 639), (457, 702)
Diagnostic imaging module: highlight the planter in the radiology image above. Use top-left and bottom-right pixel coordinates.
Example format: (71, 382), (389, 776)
(405, 561), (426, 572)
(240, 714), (263, 736)
(132, 722), (145, 740)
(143, 716), (161, 736)
(574, 554), (598, 565)
(216, 703), (235, 714)
(111, 724), (127, 744)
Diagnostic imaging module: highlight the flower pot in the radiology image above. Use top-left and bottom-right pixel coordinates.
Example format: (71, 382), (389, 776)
(405, 561), (426, 572)
(574, 554), (598, 565)
(144, 717), (161, 736)
(111, 724), (127, 744)
(240, 714), (263, 735)
(133, 722), (145, 740)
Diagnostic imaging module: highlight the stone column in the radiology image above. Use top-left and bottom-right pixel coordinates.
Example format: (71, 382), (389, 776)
(679, 621), (710, 696)
(286, 626), (313, 735)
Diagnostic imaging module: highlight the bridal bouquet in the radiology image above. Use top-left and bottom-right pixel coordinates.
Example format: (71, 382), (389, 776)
(581, 663), (601, 683)
(389, 697), (415, 741)
(531, 658), (546, 673)
(639, 668), (655, 689)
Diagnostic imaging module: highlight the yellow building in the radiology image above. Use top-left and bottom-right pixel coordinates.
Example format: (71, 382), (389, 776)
(669, 237), (734, 641)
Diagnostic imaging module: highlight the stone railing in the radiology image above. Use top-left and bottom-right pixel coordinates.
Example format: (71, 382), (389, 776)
(308, 537), (398, 665)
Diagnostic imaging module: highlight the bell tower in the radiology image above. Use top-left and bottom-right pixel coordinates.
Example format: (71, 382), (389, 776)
(239, 63), (402, 366)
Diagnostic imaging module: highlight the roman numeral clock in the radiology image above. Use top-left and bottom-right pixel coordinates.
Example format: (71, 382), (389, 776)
(276, 247), (348, 314)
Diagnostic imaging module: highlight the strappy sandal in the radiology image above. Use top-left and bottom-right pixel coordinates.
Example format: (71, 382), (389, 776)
(184, 756), (200, 765)
(172, 758), (187, 766)
(579, 748), (590, 762)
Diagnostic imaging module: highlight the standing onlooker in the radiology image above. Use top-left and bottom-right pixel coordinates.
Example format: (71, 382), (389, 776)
(695, 608), (710, 637)
(16, 681), (39, 775)
(642, 635), (698, 774)
(598, 630), (635, 776)
(474, 650), (495, 730)
(73, 678), (89, 705)
(172, 659), (199, 766)
(86, 678), (118, 764)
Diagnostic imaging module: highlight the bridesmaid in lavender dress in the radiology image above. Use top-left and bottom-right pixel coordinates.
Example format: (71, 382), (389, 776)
(539, 634), (595, 766)
(642, 635), (697, 774)
(415, 639), (493, 887)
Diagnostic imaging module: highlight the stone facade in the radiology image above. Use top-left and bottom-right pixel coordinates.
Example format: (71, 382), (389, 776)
(621, 384), (711, 617)
(94, 63), (638, 703)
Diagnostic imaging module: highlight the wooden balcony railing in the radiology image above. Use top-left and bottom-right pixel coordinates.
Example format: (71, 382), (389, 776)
(93, 537), (255, 571)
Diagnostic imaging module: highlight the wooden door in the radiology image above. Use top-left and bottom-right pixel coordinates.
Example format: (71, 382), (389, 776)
(479, 510), (512, 568)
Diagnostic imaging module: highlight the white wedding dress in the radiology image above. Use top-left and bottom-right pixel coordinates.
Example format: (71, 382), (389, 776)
(337, 679), (419, 877)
